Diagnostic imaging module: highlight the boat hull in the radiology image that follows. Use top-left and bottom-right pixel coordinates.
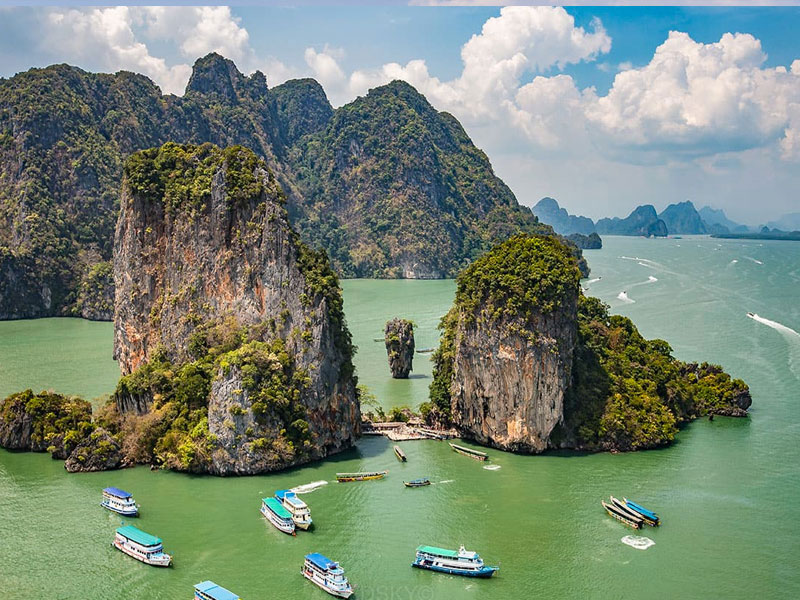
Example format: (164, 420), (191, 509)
(112, 539), (171, 567)
(294, 519), (313, 530)
(302, 571), (353, 598)
(261, 505), (296, 535)
(404, 480), (431, 487)
(449, 443), (488, 461)
(412, 561), (498, 578)
(101, 501), (138, 517)
(623, 498), (660, 526)
(335, 471), (387, 482)
(602, 501), (642, 529)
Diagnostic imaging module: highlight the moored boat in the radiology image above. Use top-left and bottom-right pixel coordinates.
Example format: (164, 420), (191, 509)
(623, 497), (661, 526)
(394, 445), (407, 462)
(194, 580), (240, 600)
(112, 525), (172, 566)
(404, 478), (431, 488)
(275, 489), (313, 530)
(302, 553), (354, 598)
(412, 545), (498, 578)
(335, 471), (387, 482)
(101, 487), (138, 516)
(449, 443), (488, 461)
(261, 497), (296, 535)
(602, 500), (642, 529)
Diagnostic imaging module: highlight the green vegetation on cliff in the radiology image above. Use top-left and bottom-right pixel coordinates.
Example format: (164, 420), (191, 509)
(565, 296), (751, 451)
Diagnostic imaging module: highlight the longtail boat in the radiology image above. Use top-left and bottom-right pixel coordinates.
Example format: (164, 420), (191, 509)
(623, 497), (661, 526)
(602, 500), (643, 529)
(335, 471), (387, 482)
(404, 478), (431, 488)
(449, 443), (488, 461)
(394, 445), (407, 462)
(610, 496), (651, 524)
(412, 545), (499, 578)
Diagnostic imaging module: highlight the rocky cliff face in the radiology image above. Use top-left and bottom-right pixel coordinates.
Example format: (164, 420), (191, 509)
(532, 197), (596, 236)
(113, 142), (359, 475)
(385, 318), (415, 378)
(658, 201), (707, 234)
(432, 235), (581, 452)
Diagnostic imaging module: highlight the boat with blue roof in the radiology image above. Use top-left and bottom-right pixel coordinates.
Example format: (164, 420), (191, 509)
(101, 487), (138, 516)
(412, 545), (498, 578)
(302, 553), (354, 598)
(194, 581), (240, 600)
(261, 497), (296, 535)
(275, 489), (312, 530)
(623, 497), (661, 526)
(113, 525), (172, 566)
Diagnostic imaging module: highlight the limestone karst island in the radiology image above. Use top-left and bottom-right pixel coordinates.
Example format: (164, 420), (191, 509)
(1, 5), (797, 600)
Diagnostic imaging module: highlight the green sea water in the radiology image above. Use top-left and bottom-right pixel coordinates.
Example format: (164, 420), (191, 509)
(1, 236), (798, 599)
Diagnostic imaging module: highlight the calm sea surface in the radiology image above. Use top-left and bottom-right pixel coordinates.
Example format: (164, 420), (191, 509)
(1, 236), (798, 599)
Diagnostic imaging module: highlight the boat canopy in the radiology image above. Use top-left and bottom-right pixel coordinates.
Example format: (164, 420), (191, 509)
(263, 497), (292, 519)
(194, 580), (240, 600)
(417, 545), (459, 558)
(116, 525), (161, 547)
(306, 552), (337, 571)
(103, 487), (132, 498)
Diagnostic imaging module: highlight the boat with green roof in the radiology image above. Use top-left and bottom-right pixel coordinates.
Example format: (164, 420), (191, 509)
(412, 545), (498, 577)
(261, 497), (296, 535)
(112, 525), (172, 567)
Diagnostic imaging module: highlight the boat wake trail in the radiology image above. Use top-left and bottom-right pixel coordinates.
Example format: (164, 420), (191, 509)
(483, 465), (501, 471)
(744, 256), (763, 265)
(747, 313), (800, 338)
(617, 291), (635, 304)
(290, 480), (329, 494)
(435, 479), (455, 485)
(584, 277), (602, 286)
(621, 535), (655, 550)
(731, 259), (738, 264)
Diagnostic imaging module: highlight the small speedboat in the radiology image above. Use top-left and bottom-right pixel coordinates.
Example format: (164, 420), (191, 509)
(302, 553), (354, 598)
(449, 443), (488, 461)
(412, 545), (498, 578)
(404, 478), (431, 488)
(194, 581), (240, 600)
(623, 497), (660, 526)
(261, 497), (296, 535)
(101, 487), (138, 516)
(336, 471), (387, 482)
(394, 445), (407, 462)
(275, 489), (313, 530)
(112, 525), (172, 566)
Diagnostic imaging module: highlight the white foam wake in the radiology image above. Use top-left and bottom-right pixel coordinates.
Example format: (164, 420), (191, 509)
(648, 276), (658, 282)
(621, 535), (655, 550)
(747, 313), (800, 338)
(437, 479), (455, 484)
(745, 256), (763, 265)
(483, 465), (501, 471)
(585, 277), (602, 285)
(617, 291), (635, 303)
(290, 480), (329, 494)
(730, 259), (738, 264)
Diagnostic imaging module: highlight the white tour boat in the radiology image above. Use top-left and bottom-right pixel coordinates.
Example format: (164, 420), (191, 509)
(302, 553), (354, 598)
(101, 487), (138, 516)
(275, 489), (313, 530)
(112, 525), (172, 567)
(261, 497), (296, 535)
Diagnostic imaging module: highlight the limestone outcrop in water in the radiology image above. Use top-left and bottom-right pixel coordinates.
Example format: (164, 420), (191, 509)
(427, 234), (752, 453)
(110, 142), (359, 475)
(384, 319), (415, 378)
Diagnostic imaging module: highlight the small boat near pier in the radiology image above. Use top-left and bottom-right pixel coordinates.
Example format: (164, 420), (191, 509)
(394, 445), (407, 462)
(404, 478), (431, 488)
(112, 525), (172, 566)
(101, 487), (138, 516)
(335, 471), (387, 482)
(194, 581), (241, 600)
(412, 545), (499, 578)
(623, 497), (660, 526)
(302, 553), (354, 598)
(449, 443), (488, 461)
(602, 499), (643, 529)
(275, 489), (313, 530)
(261, 497), (296, 535)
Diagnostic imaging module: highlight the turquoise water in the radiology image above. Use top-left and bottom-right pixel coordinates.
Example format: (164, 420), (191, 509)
(1, 236), (798, 599)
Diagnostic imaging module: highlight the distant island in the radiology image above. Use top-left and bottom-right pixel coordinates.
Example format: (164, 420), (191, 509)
(712, 229), (800, 241)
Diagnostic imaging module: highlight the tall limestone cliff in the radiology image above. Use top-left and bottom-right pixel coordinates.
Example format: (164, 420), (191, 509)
(112, 143), (359, 475)
(596, 205), (668, 237)
(431, 235), (581, 452)
(428, 235), (752, 453)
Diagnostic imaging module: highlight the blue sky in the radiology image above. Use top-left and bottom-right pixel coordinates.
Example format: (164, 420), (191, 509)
(1, 4), (799, 223)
